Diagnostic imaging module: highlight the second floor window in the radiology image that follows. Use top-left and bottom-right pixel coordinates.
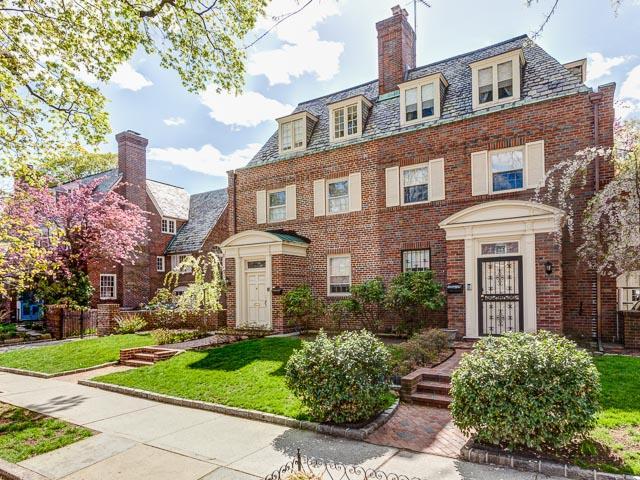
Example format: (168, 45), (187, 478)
(268, 190), (286, 222)
(327, 179), (349, 214)
(156, 256), (165, 272)
(491, 147), (524, 192)
(161, 218), (176, 234)
(401, 164), (429, 204)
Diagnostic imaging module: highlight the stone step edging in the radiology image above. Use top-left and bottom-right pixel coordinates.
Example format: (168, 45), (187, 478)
(78, 379), (399, 441)
(462, 443), (640, 480)
(0, 458), (48, 480)
(0, 362), (117, 379)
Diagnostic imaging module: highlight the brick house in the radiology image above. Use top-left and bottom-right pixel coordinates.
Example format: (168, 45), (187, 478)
(220, 6), (617, 340)
(80, 130), (228, 309)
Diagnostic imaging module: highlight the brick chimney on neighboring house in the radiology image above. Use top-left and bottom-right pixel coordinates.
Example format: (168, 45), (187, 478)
(115, 130), (150, 308)
(376, 5), (416, 95)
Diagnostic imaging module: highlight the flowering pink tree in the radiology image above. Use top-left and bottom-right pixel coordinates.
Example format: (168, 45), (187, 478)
(0, 176), (148, 304)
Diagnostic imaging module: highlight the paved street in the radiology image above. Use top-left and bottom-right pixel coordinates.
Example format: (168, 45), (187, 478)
(0, 371), (562, 480)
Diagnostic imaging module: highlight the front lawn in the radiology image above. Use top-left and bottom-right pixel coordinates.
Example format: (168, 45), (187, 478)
(0, 402), (92, 463)
(94, 337), (308, 419)
(0, 334), (154, 374)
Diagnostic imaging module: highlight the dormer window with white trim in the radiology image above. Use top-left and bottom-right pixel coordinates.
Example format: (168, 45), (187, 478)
(398, 73), (448, 126)
(328, 95), (372, 143)
(277, 111), (318, 155)
(470, 49), (524, 111)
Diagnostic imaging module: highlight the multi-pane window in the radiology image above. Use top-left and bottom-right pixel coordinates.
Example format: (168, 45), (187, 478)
(405, 88), (418, 121)
(156, 256), (165, 272)
(472, 53), (520, 110)
(268, 190), (286, 222)
(161, 218), (176, 234)
(497, 61), (513, 99)
(99, 274), (116, 299)
(328, 255), (351, 295)
(401, 164), (429, 204)
(491, 148), (524, 192)
(402, 250), (431, 272)
(478, 66), (493, 104)
(327, 179), (349, 214)
(404, 82), (436, 123)
(280, 118), (304, 151)
(481, 241), (519, 256)
(332, 104), (358, 140)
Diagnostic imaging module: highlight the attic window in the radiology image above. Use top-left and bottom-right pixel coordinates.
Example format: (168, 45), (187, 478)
(277, 111), (317, 155)
(470, 49), (524, 111)
(161, 218), (176, 234)
(398, 73), (447, 126)
(328, 95), (372, 143)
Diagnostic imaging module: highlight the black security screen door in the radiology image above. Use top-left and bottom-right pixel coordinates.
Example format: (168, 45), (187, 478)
(478, 256), (524, 335)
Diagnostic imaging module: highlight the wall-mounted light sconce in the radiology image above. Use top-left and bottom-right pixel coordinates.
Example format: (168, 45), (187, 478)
(544, 261), (553, 275)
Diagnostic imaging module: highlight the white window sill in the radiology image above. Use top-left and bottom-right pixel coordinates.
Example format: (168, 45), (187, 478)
(474, 96), (519, 111)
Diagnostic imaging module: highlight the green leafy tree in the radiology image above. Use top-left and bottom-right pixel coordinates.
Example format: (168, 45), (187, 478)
(385, 271), (445, 334)
(41, 144), (117, 185)
(342, 277), (387, 333)
(281, 285), (325, 331)
(33, 272), (94, 310)
(0, 0), (267, 166)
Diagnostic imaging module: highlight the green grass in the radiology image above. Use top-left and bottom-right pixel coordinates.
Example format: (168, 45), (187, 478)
(0, 334), (154, 374)
(95, 337), (309, 419)
(0, 402), (92, 463)
(585, 355), (640, 474)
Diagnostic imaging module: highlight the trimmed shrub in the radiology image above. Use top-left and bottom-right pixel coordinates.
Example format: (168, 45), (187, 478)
(391, 328), (450, 376)
(285, 330), (391, 424)
(282, 285), (325, 330)
(385, 271), (444, 334)
(450, 331), (600, 451)
(114, 315), (147, 334)
(344, 277), (387, 333)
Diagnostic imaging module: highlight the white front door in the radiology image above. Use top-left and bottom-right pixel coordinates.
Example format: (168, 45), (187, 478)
(246, 271), (269, 328)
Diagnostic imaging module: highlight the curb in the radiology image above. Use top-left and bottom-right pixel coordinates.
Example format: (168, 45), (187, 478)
(462, 443), (639, 480)
(0, 362), (118, 379)
(0, 458), (47, 480)
(78, 379), (399, 441)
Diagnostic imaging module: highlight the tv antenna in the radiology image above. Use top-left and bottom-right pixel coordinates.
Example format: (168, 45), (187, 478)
(410, 0), (431, 38)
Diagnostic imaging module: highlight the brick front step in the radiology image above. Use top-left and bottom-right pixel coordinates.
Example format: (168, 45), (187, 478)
(421, 373), (452, 383)
(119, 346), (182, 367)
(410, 392), (452, 408)
(121, 359), (155, 367)
(416, 380), (451, 395)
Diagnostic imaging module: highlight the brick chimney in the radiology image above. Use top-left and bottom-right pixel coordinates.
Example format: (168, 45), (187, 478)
(115, 130), (149, 308)
(376, 5), (416, 95)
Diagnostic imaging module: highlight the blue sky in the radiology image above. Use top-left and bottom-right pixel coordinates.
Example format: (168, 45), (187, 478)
(97, 0), (640, 194)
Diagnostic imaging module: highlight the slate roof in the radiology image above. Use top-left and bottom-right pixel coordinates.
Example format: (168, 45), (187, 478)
(146, 179), (190, 221)
(246, 34), (589, 168)
(165, 188), (228, 254)
(55, 169), (121, 194)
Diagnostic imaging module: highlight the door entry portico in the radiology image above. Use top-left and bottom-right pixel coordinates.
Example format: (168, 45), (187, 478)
(478, 256), (524, 335)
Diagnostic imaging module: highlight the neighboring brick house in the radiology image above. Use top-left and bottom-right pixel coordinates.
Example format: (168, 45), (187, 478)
(77, 130), (228, 308)
(220, 6), (617, 340)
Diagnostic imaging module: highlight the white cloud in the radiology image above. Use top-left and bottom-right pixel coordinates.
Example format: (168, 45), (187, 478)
(247, 0), (344, 85)
(200, 87), (292, 127)
(618, 64), (640, 119)
(586, 52), (631, 82)
(163, 116), (186, 126)
(148, 143), (262, 176)
(110, 62), (153, 91)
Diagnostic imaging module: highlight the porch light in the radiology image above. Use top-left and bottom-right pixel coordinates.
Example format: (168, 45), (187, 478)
(544, 261), (553, 275)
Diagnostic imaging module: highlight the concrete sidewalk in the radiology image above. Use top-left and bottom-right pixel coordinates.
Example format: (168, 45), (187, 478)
(0, 372), (560, 480)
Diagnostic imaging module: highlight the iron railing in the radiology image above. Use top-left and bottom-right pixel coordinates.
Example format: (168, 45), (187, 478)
(265, 450), (420, 480)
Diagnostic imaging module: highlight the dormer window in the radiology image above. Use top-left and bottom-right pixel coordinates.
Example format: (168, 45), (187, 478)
(471, 49), (524, 111)
(277, 111), (318, 155)
(398, 73), (447, 126)
(328, 95), (372, 143)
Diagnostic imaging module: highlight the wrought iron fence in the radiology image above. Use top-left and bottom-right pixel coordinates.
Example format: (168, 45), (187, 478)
(265, 450), (420, 480)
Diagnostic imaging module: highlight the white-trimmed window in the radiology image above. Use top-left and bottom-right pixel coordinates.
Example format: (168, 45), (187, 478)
(99, 274), (116, 300)
(328, 255), (351, 296)
(399, 74), (447, 126)
(402, 250), (431, 272)
(470, 49), (523, 110)
(328, 96), (372, 143)
(480, 241), (519, 256)
(268, 189), (286, 223)
(156, 256), (165, 272)
(171, 254), (191, 273)
(161, 218), (176, 234)
(401, 163), (429, 205)
(490, 147), (524, 193)
(327, 178), (349, 214)
(277, 111), (317, 154)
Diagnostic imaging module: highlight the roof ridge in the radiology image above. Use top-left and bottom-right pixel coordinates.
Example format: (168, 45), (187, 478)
(146, 178), (186, 190)
(408, 33), (530, 74)
(297, 79), (378, 107)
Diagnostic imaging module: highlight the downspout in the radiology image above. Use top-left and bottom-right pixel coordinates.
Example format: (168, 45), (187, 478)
(232, 170), (238, 235)
(590, 92), (603, 352)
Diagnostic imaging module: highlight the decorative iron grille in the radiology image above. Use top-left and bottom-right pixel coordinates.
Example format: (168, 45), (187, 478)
(478, 256), (524, 335)
(265, 450), (420, 480)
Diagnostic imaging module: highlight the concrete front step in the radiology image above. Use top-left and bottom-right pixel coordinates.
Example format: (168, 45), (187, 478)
(416, 380), (451, 395)
(410, 392), (452, 408)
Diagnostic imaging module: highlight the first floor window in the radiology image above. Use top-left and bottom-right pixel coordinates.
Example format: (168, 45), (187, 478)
(161, 218), (176, 234)
(156, 256), (165, 272)
(99, 274), (116, 300)
(172, 254), (192, 272)
(327, 178), (349, 214)
(401, 164), (429, 204)
(402, 250), (430, 272)
(268, 190), (286, 222)
(328, 255), (351, 295)
(491, 147), (524, 192)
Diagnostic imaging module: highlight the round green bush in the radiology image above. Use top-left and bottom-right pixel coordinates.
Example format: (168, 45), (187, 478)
(450, 331), (600, 451)
(285, 330), (391, 424)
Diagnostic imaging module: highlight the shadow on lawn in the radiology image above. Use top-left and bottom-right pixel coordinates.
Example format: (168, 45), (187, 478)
(186, 337), (300, 376)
